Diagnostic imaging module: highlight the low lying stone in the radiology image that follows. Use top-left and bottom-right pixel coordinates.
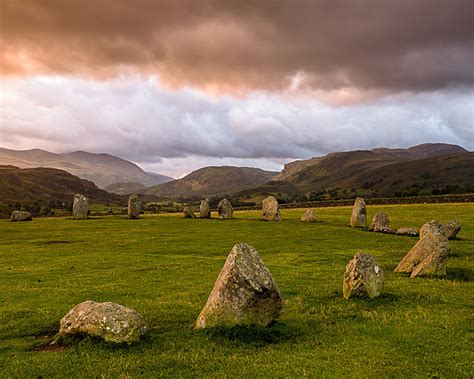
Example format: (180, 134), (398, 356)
(10, 210), (32, 222)
(183, 206), (196, 218)
(396, 227), (419, 237)
(343, 252), (384, 300)
(59, 300), (148, 344)
(195, 243), (284, 328)
(301, 209), (316, 222)
(374, 226), (397, 234)
(200, 199), (211, 218)
(350, 197), (367, 228)
(420, 220), (461, 240)
(261, 196), (281, 221)
(218, 198), (233, 219)
(73, 194), (89, 219)
(128, 194), (141, 219)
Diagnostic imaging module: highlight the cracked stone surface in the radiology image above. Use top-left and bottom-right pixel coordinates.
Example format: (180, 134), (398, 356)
(420, 220), (461, 240)
(410, 241), (450, 277)
(195, 243), (284, 328)
(261, 196), (281, 221)
(59, 300), (148, 343)
(343, 252), (384, 300)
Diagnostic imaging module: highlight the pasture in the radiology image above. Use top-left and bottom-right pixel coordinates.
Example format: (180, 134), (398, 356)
(0, 203), (472, 377)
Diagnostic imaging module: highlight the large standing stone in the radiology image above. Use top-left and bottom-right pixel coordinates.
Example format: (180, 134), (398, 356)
(59, 300), (148, 344)
(343, 252), (384, 300)
(73, 194), (89, 219)
(396, 227), (419, 237)
(183, 206), (196, 219)
(301, 209), (316, 222)
(200, 199), (211, 218)
(420, 220), (461, 240)
(261, 196), (281, 221)
(350, 197), (367, 228)
(128, 194), (141, 219)
(195, 243), (284, 328)
(10, 210), (32, 222)
(218, 198), (233, 219)
(394, 232), (449, 274)
(410, 241), (450, 278)
(369, 213), (389, 231)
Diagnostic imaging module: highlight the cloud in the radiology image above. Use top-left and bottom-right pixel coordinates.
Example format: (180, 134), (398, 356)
(0, 75), (472, 177)
(1, 0), (473, 94)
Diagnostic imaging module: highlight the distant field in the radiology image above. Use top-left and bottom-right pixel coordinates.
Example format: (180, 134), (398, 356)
(0, 204), (472, 377)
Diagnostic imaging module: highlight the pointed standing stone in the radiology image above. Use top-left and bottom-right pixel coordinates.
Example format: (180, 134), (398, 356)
(73, 194), (89, 219)
(200, 199), (211, 218)
(128, 194), (141, 219)
(218, 198), (233, 219)
(301, 209), (316, 222)
(343, 252), (384, 300)
(350, 197), (367, 227)
(261, 196), (281, 221)
(195, 243), (284, 328)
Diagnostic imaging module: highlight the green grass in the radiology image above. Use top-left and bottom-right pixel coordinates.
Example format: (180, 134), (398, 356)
(0, 203), (472, 377)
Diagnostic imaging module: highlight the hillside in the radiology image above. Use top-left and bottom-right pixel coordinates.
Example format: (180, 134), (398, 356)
(0, 148), (173, 189)
(144, 166), (278, 198)
(0, 165), (122, 215)
(238, 144), (473, 199)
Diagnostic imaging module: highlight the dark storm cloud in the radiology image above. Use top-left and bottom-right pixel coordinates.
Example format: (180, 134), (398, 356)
(2, 0), (473, 93)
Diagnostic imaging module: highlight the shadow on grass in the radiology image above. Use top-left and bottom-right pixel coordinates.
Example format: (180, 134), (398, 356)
(445, 267), (473, 282)
(203, 321), (300, 347)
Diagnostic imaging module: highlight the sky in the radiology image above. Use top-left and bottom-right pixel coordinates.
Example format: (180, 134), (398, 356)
(1, 0), (473, 178)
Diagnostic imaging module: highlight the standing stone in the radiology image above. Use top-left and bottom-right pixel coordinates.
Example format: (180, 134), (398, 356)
(73, 194), (89, 219)
(200, 199), (211, 218)
(369, 213), (389, 231)
(195, 243), (284, 328)
(343, 252), (384, 300)
(218, 198), (233, 219)
(128, 194), (141, 219)
(420, 220), (461, 240)
(301, 209), (316, 222)
(183, 206), (196, 219)
(396, 227), (419, 237)
(10, 210), (33, 222)
(394, 232), (449, 274)
(410, 241), (450, 278)
(350, 197), (367, 228)
(261, 196), (281, 221)
(59, 300), (148, 344)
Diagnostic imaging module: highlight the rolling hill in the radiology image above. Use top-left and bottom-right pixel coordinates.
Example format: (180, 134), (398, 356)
(0, 148), (173, 189)
(0, 165), (123, 217)
(237, 144), (473, 199)
(144, 166), (278, 198)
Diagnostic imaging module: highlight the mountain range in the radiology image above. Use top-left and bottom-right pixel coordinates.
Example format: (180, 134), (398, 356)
(0, 144), (472, 210)
(0, 148), (172, 189)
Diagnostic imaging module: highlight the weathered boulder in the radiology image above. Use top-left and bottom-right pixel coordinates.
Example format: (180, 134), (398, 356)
(10, 210), (32, 222)
(350, 197), (367, 227)
(59, 300), (148, 344)
(218, 198), (233, 219)
(420, 220), (461, 240)
(396, 227), (419, 237)
(300, 209), (316, 222)
(374, 226), (397, 234)
(410, 241), (450, 278)
(394, 232), (448, 273)
(369, 213), (389, 231)
(343, 252), (384, 300)
(128, 194), (141, 219)
(183, 206), (196, 219)
(73, 194), (89, 219)
(200, 199), (211, 218)
(195, 243), (284, 328)
(261, 196), (281, 221)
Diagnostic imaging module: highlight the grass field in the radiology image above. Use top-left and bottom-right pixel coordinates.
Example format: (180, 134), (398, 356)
(0, 203), (472, 377)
